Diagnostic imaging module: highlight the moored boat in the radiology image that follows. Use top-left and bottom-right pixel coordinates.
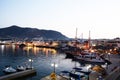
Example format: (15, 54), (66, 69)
(74, 56), (105, 65)
(60, 70), (85, 80)
(3, 66), (17, 74)
(17, 65), (26, 71)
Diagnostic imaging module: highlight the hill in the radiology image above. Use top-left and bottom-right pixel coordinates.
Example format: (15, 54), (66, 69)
(0, 25), (68, 40)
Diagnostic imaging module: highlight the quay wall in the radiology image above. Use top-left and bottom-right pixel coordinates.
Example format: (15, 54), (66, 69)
(0, 69), (36, 80)
(105, 67), (120, 80)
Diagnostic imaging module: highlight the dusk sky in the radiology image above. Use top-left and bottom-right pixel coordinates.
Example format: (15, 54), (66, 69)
(0, 0), (120, 39)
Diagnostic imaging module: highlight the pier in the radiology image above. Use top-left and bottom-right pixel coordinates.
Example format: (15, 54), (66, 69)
(0, 69), (36, 80)
(105, 66), (120, 80)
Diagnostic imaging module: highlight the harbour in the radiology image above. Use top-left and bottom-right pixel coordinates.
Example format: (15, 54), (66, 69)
(1, 0), (120, 79)
(0, 44), (82, 80)
(0, 43), (120, 80)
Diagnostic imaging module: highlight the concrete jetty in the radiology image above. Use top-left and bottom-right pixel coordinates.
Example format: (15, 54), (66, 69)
(0, 69), (36, 80)
(104, 67), (120, 80)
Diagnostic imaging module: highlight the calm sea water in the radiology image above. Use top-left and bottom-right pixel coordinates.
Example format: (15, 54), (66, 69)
(0, 44), (82, 80)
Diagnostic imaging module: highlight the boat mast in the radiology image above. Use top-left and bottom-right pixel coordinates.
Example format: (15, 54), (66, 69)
(81, 33), (83, 43)
(74, 28), (78, 47)
(75, 28), (78, 67)
(75, 28), (78, 41)
(88, 30), (91, 49)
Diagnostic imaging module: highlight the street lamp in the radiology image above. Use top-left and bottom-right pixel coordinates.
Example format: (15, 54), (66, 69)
(86, 65), (92, 71)
(86, 65), (92, 80)
(51, 62), (58, 73)
(29, 58), (33, 69)
(105, 63), (108, 69)
(108, 53), (111, 61)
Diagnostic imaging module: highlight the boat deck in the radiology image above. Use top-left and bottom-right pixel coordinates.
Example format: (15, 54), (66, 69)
(41, 74), (69, 80)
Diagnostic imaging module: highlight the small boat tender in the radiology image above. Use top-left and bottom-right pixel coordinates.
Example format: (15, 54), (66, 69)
(3, 66), (17, 74)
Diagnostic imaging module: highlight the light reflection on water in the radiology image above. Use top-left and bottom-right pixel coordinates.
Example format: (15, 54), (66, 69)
(0, 45), (80, 80)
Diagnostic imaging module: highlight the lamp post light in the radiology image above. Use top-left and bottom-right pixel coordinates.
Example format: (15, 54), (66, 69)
(97, 75), (103, 80)
(105, 63), (108, 69)
(29, 58), (33, 69)
(86, 65), (92, 80)
(86, 65), (91, 71)
(108, 53), (111, 61)
(51, 62), (58, 73)
(91, 49), (94, 53)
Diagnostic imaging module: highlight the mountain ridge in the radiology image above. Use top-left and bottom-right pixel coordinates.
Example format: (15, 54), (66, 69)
(0, 25), (68, 40)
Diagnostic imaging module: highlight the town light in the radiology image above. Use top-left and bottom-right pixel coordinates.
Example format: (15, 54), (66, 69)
(91, 50), (94, 53)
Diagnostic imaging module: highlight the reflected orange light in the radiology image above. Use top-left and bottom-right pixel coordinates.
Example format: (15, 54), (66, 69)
(22, 46), (57, 56)
(42, 48), (57, 55)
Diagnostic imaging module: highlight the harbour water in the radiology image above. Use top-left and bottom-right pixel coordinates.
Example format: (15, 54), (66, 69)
(0, 44), (81, 80)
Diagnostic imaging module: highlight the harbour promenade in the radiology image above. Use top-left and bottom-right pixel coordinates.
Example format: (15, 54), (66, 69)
(89, 54), (120, 80)
(104, 54), (120, 80)
(105, 67), (120, 80)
